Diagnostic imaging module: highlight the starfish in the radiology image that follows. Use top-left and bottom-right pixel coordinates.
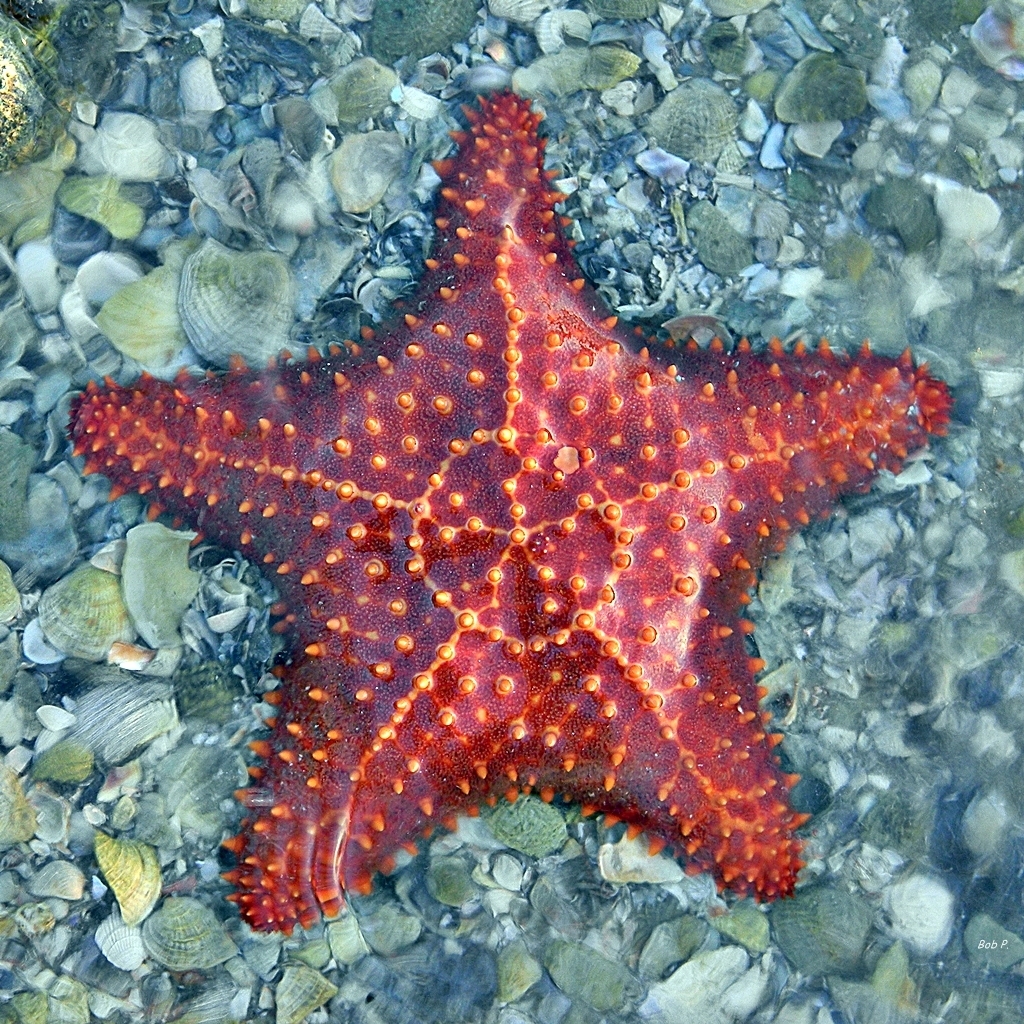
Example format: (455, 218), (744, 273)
(70, 93), (951, 934)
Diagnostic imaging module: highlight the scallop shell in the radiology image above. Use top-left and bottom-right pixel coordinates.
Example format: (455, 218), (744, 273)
(37, 564), (136, 661)
(141, 897), (238, 971)
(95, 909), (146, 971)
(645, 78), (739, 164)
(67, 678), (178, 765)
(0, 764), (36, 848)
(536, 8), (592, 53)
(93, 832), (162, 927)
(275, 965), (339, 1024)
(178, 238), (296, 369)
(27, 859), (85, 900)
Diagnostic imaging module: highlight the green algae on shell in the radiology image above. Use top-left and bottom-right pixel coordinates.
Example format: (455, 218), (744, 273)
(31, 738), (93, 783)
(330, 131), (405, 214)
(774, 54), (868, 123)
(37, 564), (136, 661)
(645, 79), (739, 163)
(0, 762), (36, 848)
(311, 58), (398, 128)
(369, 0), (479, 65)
(56, 175), (145, 240)
(486, 794), (567, 857)
(141, 897), (238, 971)
(178, 238), (296, 369)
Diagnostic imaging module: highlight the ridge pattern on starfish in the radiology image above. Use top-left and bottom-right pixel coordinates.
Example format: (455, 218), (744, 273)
(70, 92), (951, 934)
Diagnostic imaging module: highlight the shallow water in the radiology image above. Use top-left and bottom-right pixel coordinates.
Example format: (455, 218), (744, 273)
(1, 1), (1023, 1022)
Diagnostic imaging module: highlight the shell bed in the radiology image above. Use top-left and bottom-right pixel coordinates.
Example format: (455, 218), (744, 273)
(70, 92), (951, 934)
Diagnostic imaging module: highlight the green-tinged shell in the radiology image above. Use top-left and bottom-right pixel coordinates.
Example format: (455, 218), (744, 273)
(326, 912), (369, 965)
(94, 832), (162, 926)
(141, 897), (238, 971)
(173, 661), (244, 723)
(703, 21), (750, 77)
(0, 139), (72, 243)
(359, 904), (422, 957)
(11, 991), (47, 1024)
(31, 738), (93, 783)
(710, 900), (769, 953)
(864, 179), (938, 253)
(646, 79), (738, 163)
(178, 238), (296, 369)
(0, 559), (20, 621)
(156, 744), (248, 841)
(14, 901), (55, 937)
(67, 678), (178, 765)
(638, 915), (708, 980)
(583, 45), (642, 90)
(0, 428), (35, 543)
(369, 0), (479, 64)
(427, 856), (479, 907)
(0, 763), (36, 848)
(313, 58), (397, 128)
(497, 939), (543, 1003)
(45, 976), (89, 1024)
(587, 0), (658, 18)
(27, 859), (85, 900)
(56, 175), (144, 240)
(247, 0), (304, 18)
(774, 54), (867, 123)
(120, 523), (199, 649)
(486, 795), (566, 858)
(545, 940), (642, 1012)
(686, 200), (753, 277)
(95, 263), (188, 369)
(37, 564), (136, 661)
(275, 965), (338, 1024)
(330, 131), (405, 214)
(0, 12), (69, 173)
(771, 886), (873, 976)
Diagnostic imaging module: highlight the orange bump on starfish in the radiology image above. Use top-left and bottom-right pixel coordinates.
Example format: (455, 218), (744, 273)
(69, 92), (951, 934)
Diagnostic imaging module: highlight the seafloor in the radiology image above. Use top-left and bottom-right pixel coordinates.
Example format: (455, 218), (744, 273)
(1, 1), (1023, 1022)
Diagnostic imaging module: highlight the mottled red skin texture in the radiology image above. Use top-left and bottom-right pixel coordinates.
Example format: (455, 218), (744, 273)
(70, 93), (951, 934)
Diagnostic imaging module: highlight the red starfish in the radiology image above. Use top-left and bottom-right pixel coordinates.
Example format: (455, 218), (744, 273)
(70, 93), (950, 934)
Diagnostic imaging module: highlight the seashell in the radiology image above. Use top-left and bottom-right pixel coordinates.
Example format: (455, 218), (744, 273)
(646, 78), (739, 163)
(14, 901), (55, 937)
(0, 142), (72, 245)
(94, 832), (162, 927)
(27, 859), (86, 900)
(76, 250), (145, 307)
(587, 0), (658, 17)
(0, 763), (36, 848)
(78, 112), (174, 183)
(369, 0), (478, 64)
(15, 237), (61, 312)
(395, 84), (443, 121)
(486, 794), (567, 857)
(95, 908), (146, 971)
(583, 45), (642, 90)
(330, 132), (405, 214)
(36, 704), (75, 732)
(26, 784), (70, 845)
(0, 558), (20, 620)
(37, 564), (136, 662)
(56, 175), (144, 241)
(536, 8), (592, 53)
(67, 678), (178, 766)
(178, 238), (296, 369)
(489, 0), (548, 24)
(31, 738), (93, 784)
(311, 58), (397, 128)
(95, 264), (188, 370)
(141, 897), (238, 971)
(275, 964), (339, 1024)
(326, 912), (369, 965)
(179, 55), (225, 115)
(427, 855), (479, 907)
(121, 523), (200, 649)
(173, 661), (244, 724)
(156, 744), (248, 841)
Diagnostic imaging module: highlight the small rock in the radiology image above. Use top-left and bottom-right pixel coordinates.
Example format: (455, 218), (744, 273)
(932, 178), (1001, 241)
(792, 120), (843, 158)
(639, 946), (748, 1024)
(710, 901), (770, 954)
(179, 56), (225, 114)
(771, 886), (873, 975)
(964, 913), (1024, 971)
(545, 939), (641, 1012)
(885, 874), (954, 956)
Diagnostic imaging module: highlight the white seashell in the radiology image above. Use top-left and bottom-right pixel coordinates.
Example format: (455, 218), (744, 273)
(22, 618), (65, 665)
(330, 131), (405, 214)
(299, 4), (343, 43)
(58, 283), (101, 345)
(27, 859), (86, 900)
(179, 56), (226, 115)
(178, 238), (297, 368)
(36, 705), (76, 732)
(205, 606), (250, 633)
(394, 85), (443, 121)
(535, 8), (592, 54)
(68, 679), (178, 765)
(79, 112), (175, 182)
(96, 909), (146, 971)
(488, 0), (548, 24)
(76, 251), (145, 307)
(15, 239), (61, 313)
